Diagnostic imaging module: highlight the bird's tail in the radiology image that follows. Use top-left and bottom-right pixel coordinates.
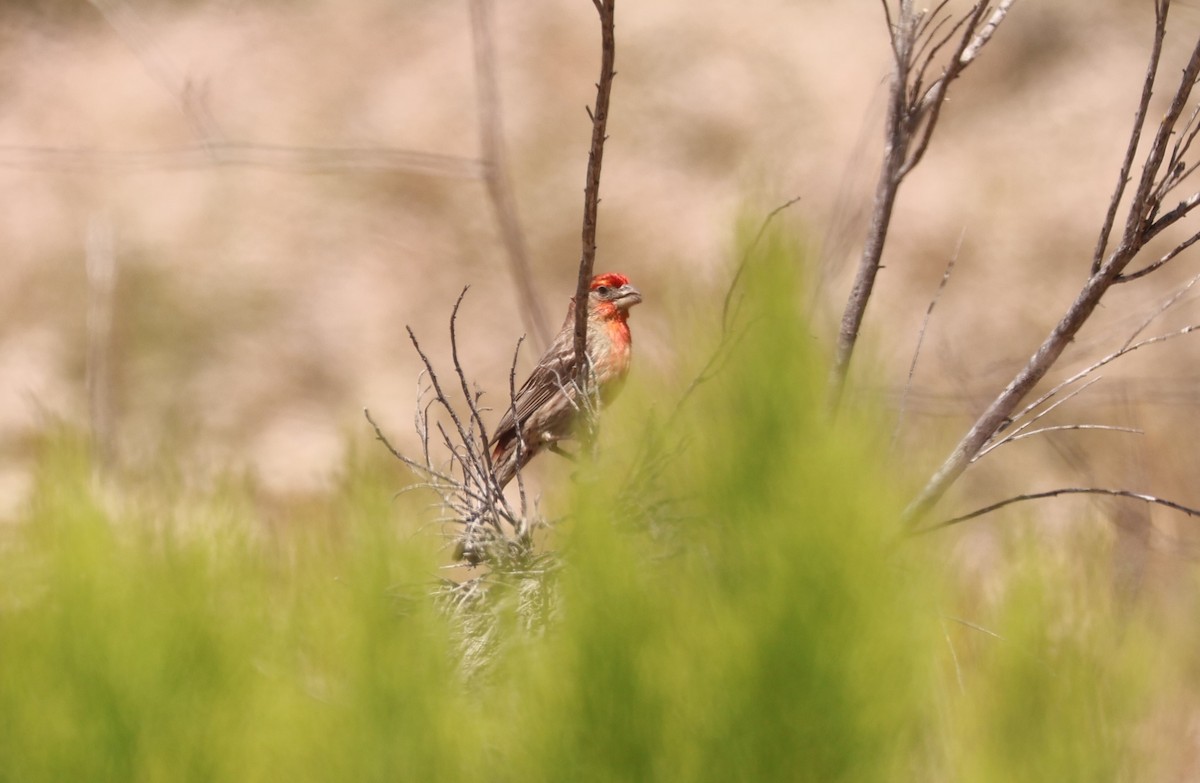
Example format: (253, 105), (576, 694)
(490, 435), (536, 491)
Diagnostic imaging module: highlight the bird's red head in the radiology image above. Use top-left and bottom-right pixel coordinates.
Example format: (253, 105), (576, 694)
(591, 273), (630, 291)
(587, 273), (642, 316)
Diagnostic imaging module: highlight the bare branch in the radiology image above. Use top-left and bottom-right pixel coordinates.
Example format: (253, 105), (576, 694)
(572, 0), (618, 426)
(995, 322), (1200, 448)
(917, 487), (1200, 534)
(908, 7), (962, 109)
(913, 1), (953, 56)
(980, 377), (1104, 458)
(1091, 8), (1165, 275)
(447, 288), (502, 497)
(829, 3), (914, 409)
(507, 337), (530, 530)
(1121, 37), (1200, 250)
(901, 2), (989, 177)
(903, 17), (1200, 526)
(830, 0), (1013, 411)
(879, 0), (902, 61)
(1141, 190), (1200, 243)
(468, 0), (552, 349)
(1121, 272), (1200, 349)
(978, 423), (1143, 455)
(960, 0), (1019, 64)
(372, 286), (555, 566)
(1117, 228), (1200, 282)
(406, 324), (477, 476)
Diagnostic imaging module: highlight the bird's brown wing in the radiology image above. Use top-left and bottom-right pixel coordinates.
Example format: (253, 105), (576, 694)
(491, 350), (578, 447)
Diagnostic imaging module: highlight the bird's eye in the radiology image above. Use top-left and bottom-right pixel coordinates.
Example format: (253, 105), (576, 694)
(596, 285), (611, 296)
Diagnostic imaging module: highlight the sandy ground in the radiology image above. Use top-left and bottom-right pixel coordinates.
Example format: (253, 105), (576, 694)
(2, 0), (1199, 528)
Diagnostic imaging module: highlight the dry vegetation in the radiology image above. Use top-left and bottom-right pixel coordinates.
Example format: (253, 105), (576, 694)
(4, 2), (1200, 565)
(9, 1), (1200, 776)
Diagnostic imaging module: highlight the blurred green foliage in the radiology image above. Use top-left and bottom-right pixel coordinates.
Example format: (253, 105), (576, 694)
(0, 234), (1163, 781)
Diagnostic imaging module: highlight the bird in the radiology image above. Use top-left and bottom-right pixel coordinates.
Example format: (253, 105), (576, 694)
(489, 272), (642, 490)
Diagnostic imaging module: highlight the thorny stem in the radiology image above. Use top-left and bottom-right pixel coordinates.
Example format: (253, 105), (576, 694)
(573, 0), (616, 441)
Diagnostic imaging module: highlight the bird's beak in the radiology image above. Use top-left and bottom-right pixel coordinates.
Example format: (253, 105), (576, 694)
(614, 283), (643, 310)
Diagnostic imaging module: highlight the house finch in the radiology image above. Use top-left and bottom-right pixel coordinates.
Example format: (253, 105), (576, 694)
(490, 272), (642, 489)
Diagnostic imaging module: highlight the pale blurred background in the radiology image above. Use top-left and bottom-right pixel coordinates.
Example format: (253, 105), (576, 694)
(3, 0), (1200, 546)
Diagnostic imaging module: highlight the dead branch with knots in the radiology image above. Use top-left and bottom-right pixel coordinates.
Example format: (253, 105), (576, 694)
(829, 0), (1017, 410)
(902, 0), (1200, 527)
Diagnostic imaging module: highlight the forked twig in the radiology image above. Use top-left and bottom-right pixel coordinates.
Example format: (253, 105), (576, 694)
(985, 323), (1200, 455)
(978, 377), (1105, 459)
(368, 289), (552, 564)
(904, 9), (1200, 525)
(979, 424), (1143, 456)
(830, 0), (1016, 410)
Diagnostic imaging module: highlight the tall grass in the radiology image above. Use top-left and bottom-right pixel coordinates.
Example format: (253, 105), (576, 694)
(0, 235), (1169, 780)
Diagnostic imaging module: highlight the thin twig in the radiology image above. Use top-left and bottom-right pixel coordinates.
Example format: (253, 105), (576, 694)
(1141, 190), (1200, 243)
(901, 2), (989, 178)
(991, 323), (1200, 451)
(1121, 272), (1200, 350)
(903, 18), (1200, 526)
(911, 3), (954, 68)
(979, 423), (1143, 454)
(893, 236), (959, 446)
(507, 336), (530, 530)
(447, 287), (513, 521)
(980, 377), (1104, 457)
(960, 0), (1019, 64)
(917, 487), (1200, 534)
(407, 327), (477, 481)
(721, 196), (804, 335)
(668, 196), (802, 423)
(830, 0), (1012, 412)
(1119, 38), (1200, 253)
(1092, 0), (1168, 274)
(942, 618), (965, 694)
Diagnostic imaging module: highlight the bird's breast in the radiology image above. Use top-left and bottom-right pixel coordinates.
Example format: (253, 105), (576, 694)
(589, 317), (633, 382)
